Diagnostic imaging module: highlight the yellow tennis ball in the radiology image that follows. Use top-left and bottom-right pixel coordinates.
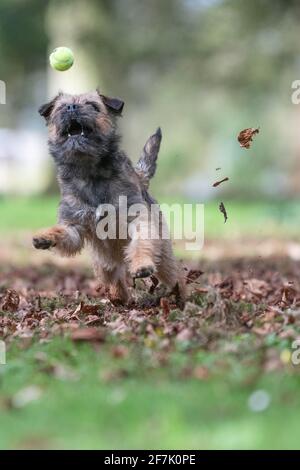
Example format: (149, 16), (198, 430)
(49, 47), (74, 71)
(280, 349), (291, 365)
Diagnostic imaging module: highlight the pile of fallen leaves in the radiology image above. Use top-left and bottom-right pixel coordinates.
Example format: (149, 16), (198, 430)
(1, 259), (300, 358)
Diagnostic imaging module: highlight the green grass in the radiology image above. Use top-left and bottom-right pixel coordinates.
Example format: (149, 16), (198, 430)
(0, 196), (58, 232)
(1, 337), (299, 450)
(1, 196), (300, 239)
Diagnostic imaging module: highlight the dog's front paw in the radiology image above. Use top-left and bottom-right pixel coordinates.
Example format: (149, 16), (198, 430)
(33, 237), (56, 250)
(133, 265), (154, 279)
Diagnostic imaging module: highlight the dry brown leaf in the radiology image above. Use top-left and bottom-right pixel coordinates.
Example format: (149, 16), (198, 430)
(186, 269), (204, 285)
(213, 177), (229, 188)
(219, 202), (228, 223)
(238, 127), (259, 149)
(194, 287), (208, 294)
(1, 289), (20, 312)
(71, 327), (105, 342)
(281, 285), (297, 306)
(149, 275), (159, 294)
(85, 315), (102, 325)
(160, 297), (170, 316)
(244, 279), (270, 297)
(73, 301), (100, 316)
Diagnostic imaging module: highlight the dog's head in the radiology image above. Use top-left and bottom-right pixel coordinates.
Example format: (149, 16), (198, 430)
(39, 90), (124, 162)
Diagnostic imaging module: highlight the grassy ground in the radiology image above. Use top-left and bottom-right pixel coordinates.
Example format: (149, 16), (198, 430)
(0, 197), (300, 449)
(2, 339), (300, 450)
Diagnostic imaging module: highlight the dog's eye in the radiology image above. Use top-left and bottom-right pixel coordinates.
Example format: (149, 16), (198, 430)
(87, 101), (101, 112)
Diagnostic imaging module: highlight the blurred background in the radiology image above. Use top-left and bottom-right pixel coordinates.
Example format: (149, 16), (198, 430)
(1, 0), (300, 200)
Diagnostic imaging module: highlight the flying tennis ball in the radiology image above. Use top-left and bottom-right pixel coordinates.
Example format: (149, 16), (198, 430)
(49, 47), (74, 71)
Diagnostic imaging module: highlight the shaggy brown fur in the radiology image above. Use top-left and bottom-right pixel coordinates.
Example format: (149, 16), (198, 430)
(33, 90), (186, 305)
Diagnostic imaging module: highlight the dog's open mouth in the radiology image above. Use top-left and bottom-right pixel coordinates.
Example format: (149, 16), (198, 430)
(66, 119), (91, 138)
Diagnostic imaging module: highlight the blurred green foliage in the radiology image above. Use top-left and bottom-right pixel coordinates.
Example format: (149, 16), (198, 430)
(1, 0), (300, 197)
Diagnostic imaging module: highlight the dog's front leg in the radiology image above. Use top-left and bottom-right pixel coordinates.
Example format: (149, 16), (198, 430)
(125, 211), (159, 279)
(33, 224), (84, 257)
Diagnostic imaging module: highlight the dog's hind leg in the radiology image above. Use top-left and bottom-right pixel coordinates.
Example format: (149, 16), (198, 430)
(155, 239), (187, 307)
(98, 266), (129, 305)
(92, 251), (130, 304)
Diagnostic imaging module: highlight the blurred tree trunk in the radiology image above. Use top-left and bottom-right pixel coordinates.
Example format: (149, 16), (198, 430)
(44, 0), (108, 194)
(46, 0), (105, 95)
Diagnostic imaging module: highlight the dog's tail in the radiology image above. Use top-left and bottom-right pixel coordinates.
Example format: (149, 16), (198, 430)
(135, 127), (162, 189)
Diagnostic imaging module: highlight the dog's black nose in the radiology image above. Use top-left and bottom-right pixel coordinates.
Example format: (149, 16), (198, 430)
(66, 104), (78, 112)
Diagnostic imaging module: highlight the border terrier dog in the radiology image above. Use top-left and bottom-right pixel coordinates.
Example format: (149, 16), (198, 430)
(33, 90), (186, 305)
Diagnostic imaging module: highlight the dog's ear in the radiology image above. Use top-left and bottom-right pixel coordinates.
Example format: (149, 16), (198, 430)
(38, 94), (60, 122)
(98, 92), (124, 114)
